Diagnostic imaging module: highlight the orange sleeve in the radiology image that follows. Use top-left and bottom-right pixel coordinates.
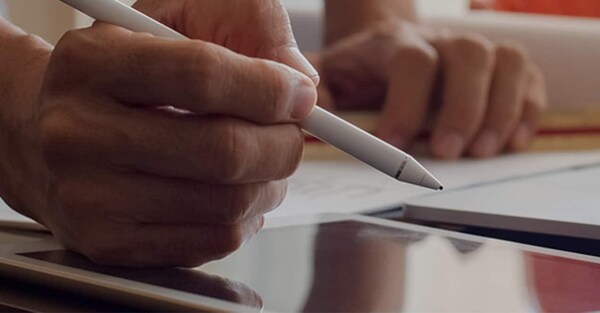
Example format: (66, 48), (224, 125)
(492, 0), (523, 11)
(492, 0), (600, 18)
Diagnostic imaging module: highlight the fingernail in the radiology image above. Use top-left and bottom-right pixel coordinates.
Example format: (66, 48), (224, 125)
(432, 132), (465, 159)
(291, 77), (317, 120)
(471, 131), (498, 158)
(242, 217), (264, 245)
(279, 47), (320, 85)
(512, 123), (532, 151)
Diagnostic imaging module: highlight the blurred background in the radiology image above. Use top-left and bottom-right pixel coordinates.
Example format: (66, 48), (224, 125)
(2, 0), (468, 45)
(3, 0), (600, 109)
(3, 0), (74, 44)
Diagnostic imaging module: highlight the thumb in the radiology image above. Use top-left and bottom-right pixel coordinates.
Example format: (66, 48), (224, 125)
(277, 45), (320, 85)
(262, 1), (320, 84)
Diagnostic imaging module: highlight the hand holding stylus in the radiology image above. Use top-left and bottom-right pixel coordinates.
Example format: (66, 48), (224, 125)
(31, 0), (316, 267)
(0, 0), (440, 268)
(59, 0), (442, 190)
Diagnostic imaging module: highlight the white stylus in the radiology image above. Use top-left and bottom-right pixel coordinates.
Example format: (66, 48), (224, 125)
(58, 0), (443, 190)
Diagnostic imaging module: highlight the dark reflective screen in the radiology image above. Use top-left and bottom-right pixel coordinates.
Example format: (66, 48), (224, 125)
(23, 221), (600, 312)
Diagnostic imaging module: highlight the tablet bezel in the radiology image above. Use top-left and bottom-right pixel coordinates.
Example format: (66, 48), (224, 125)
(0, 213), (598, 312)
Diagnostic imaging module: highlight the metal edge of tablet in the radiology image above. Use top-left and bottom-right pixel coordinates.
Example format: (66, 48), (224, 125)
(402, 203), (600, 241)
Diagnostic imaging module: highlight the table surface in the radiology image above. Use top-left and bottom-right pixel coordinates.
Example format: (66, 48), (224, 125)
(1, 108), (599, 311)
(304, 108), (600, 159)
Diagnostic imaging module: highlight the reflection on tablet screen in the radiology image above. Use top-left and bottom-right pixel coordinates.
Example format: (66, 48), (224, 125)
(21, 221), (600, 312)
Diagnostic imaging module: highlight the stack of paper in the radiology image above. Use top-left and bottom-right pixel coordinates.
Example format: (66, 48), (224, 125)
(1, 150), (600, 229)
(271, 150), (600, 217)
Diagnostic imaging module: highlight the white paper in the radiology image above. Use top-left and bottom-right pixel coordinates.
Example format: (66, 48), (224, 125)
(411, 165), (600, 225)
(270, 150), (600, 218)
(404, 164), (600, 238)
(1, 150), (600, 228)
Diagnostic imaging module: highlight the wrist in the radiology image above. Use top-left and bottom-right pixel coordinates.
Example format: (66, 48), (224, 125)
(0, 28), (52, 225)
(324, 0), (418, 45)
(0, 34), (52, 125)
(0, 33), (52, 97)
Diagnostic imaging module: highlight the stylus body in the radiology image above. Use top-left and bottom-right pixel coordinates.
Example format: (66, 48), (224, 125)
(59, 0), (443, 191)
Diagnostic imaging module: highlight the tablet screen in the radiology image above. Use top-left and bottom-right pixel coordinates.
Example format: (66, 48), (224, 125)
(21, 221), (600, 312)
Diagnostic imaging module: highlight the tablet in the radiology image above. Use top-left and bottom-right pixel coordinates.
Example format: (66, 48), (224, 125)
(403, 164), (600, 240)
(0, 214), (599, 312)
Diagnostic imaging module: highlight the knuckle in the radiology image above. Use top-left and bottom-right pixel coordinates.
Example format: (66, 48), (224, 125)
(11, 34), (47, 53)
(438, 117), (480, 137)
(55, 30), (84, 54)
(396, 45), (439, 71)
(53, 30), (92, 67)
(214, 225), (246, 255)
(48, 180), (94, 247)
(184, 44), (222, 105)
(222, 186), (257, 224)
(525, 66), (549, 111)
(528, 64), (544, 82)
(270, 180), (289, 211)
(53, 179), (97, 222)
(450, 33), (494, 67)
(279, 126), (304, 178)
(506, 103), (523, 121)
(527, 95), (547, 112)
(495, 42), (528, 71)
(537, 95), (549, 111)
(49, 29), (99, 91)
(212, 122), (252, 183)
(53, 180), (77, 212)
(39, 107), (78, 167)
(371, 20), (409, 40)
(258, 61), (290, 123)
(396, 120), (422, 138)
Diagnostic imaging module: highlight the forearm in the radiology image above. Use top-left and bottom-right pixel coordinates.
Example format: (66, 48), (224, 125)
(324, 0), (418, 45)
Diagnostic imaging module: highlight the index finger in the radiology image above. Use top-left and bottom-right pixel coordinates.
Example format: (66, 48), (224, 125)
(431, 34), (495, 159)
(377, 36), (439, 149)
(132, 0), (320, 83)
(52, 23), (317, 125)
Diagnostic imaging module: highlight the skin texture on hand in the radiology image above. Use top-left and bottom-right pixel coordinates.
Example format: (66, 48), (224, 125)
(133, 0), (319, 84)
(0, 0), (318, 267)
(0, 19), (53, 223)
(317, 0), (548, 160)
